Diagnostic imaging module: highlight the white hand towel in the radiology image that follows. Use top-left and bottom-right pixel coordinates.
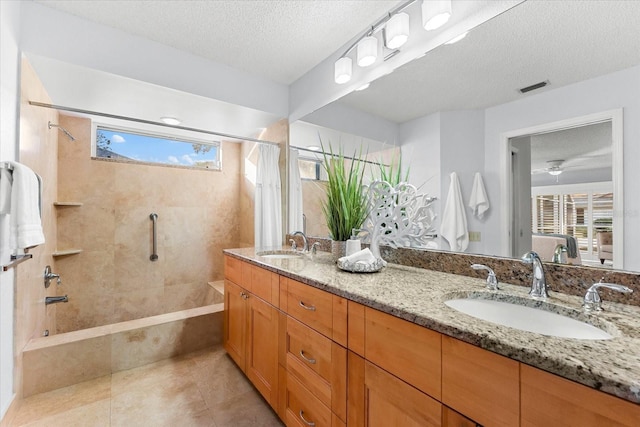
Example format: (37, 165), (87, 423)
(339, 248), (377, 265)
(7, 162), (45, 249)
(0, 167), (12, 215)
(468, 172), (490, 219)
(441, 172), (469, 252)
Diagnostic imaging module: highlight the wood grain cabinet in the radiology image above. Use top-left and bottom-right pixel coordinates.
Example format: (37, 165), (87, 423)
(521, 363), (640, 427)
(348, 352), (442, 427)
(442, 406), (479, 427)
(223, 257), (280, 409)
(282, 276), (348, 426)
(442, 336), (519, 427)
(225, 256), (639, 427)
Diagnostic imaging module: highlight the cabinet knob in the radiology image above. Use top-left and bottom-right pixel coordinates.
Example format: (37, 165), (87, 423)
(299, 410), (315, 426)
(299, 350), (317, 365)
(299, 300), (316, 311)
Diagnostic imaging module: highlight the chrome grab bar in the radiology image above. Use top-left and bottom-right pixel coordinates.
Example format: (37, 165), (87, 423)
(150, 213), (158, 261)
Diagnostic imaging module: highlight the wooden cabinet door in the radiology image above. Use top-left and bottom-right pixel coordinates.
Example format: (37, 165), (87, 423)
(363, 361), (441, 427)
(521, 364), (640, 427)
(442, 406), (479, 427)
(364, 307), (441, 400)
(246, 293), (280, 409)
(441, 336), (519, 427)
(223, 279), (247, 371)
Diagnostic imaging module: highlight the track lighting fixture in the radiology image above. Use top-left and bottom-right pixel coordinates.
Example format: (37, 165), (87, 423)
(333, 0), (456, 84)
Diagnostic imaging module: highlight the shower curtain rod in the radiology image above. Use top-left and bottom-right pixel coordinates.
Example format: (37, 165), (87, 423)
(28, 101), (280, 146)
(290, 145), (389, 167)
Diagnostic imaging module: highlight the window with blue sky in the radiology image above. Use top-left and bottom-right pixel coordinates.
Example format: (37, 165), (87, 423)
(95, 126), (221, 170)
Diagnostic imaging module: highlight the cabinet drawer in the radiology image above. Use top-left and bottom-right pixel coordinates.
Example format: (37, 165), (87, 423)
(248, 264), (279, 306)
(364, 307), (441, 400)
(224, 255), (243, 285)
(442, 336), (519, 427)
(285, 278), (347, 342)
(286, 316), (347, 421)
(285, 372), (332, 427)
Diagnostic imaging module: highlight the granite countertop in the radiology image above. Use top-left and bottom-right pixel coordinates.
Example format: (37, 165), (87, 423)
(224, 247), (640, 404)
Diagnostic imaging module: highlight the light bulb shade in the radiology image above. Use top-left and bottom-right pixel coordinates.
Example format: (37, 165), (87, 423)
(385, 12), (410, 49)
(160, 117), (181, 125)
(445, 31), (468, 45)
(334, 57), (352, 84)
(422, 0), (452, 31)
(357, 36), (378, 67)
(548, 169), (563, 176)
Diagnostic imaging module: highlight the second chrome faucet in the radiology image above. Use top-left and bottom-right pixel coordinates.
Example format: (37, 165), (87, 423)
(521, 251), (548, 299)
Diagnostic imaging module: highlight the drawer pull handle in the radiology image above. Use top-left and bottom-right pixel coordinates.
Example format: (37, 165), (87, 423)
(299, 350), (316, 364)
(299, 410), (315, 426)
(299, 301), (316, 311)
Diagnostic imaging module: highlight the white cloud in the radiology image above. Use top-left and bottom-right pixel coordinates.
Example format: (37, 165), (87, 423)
(111, 134), (125, 143)
(181, 154), (194, 165)
(167, 156), (179, 164)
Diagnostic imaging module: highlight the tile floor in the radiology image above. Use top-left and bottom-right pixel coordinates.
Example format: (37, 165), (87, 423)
(6, 345), (284, 427)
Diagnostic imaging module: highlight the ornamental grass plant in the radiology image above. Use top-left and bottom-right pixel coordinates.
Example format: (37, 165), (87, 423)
(320, 143), (368, 242)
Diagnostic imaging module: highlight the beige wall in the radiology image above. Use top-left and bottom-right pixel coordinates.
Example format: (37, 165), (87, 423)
(14, 58), (59, 398)
(55, 116), (243, 332)
(302, 180), (328, 238)
(240, 118), (289, 247)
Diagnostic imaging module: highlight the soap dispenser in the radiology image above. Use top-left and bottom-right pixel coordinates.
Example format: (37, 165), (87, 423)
(346, 229), (362, 256)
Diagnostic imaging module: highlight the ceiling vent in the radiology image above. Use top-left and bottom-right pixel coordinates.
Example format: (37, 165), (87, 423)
(519, 80), (549, 94)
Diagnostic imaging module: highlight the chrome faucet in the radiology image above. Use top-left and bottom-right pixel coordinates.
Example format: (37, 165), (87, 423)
(470, 264), (499, 290)
(43, 265), (61, 288)
(583, 279), (633, 311)
(521, 251), (548, 298)
(552, 244), (568, 264)
(311, 242), (321, 255)
(291, 231), (308, 252)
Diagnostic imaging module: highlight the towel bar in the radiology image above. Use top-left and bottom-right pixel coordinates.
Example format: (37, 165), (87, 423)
(2, 254), (33, 271)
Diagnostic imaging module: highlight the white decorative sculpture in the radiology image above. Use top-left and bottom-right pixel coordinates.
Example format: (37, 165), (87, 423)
(362, 181), (437, 260)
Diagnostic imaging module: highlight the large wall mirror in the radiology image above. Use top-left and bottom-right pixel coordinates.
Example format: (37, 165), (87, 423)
(289, 0), (640, 273)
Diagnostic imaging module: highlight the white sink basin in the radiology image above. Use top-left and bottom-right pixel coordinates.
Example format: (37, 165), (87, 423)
(445, 298), (613, 340)
(256, 250), (304, 260)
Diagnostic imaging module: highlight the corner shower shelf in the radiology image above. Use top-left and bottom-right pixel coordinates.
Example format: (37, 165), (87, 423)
(53, 202), (83, 207)
(2, 254), (33, 271)
(52, 249), (82, 257)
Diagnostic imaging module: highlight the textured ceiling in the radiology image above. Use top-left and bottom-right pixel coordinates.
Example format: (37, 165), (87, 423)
(529, 122), (612, 174)
(36, 0), (400, 84)
(337, 0), (640, 123)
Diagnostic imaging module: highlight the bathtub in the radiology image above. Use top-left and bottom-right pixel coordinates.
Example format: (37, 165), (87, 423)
(21, 281), (224, 397)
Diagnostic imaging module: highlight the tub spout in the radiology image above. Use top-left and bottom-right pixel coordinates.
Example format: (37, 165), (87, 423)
(45, 295), (68, 305)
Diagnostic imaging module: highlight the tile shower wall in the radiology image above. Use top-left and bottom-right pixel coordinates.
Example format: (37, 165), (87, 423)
(239, 119), (288, 247)
(14, 58), (60, 398)
(55, 116), (243, 333)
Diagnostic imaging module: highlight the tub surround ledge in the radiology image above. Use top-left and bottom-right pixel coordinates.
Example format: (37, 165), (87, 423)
(224, 247), (640, 404)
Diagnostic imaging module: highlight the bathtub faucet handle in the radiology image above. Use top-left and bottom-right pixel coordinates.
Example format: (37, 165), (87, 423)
(44, 265), (62, 288)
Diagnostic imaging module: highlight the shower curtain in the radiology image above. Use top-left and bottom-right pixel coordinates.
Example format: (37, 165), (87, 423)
(255, 143), (282, 249)
(288, 149), (304, 233)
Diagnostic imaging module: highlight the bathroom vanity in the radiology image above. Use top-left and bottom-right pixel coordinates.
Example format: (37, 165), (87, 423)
(223, 248), (640, 426)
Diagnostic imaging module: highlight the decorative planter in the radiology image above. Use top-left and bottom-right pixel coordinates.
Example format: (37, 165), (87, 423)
(331, 240), (347, 262)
